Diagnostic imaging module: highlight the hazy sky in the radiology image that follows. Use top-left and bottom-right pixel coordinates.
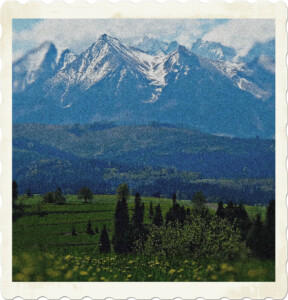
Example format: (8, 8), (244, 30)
(13, 19), (275, 60)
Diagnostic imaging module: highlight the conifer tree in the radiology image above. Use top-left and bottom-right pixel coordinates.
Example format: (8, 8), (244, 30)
(172, 192), (177, 207)
(247, 214), (265, 257)
(113, 183), (131, 253)
(264, 199), (275, 258)
(153, 204), (163, 227)
(72, 224), (77, 236)
(12, 180), (18, 208)
(131, 192), (146, 246)
(216, 201), (225, 218)
(86, 219), (94, 235)
(99, 225), (111, 253)
(132, 193), (144, 229)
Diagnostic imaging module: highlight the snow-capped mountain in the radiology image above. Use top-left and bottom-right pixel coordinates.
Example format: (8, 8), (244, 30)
(191, 38), (275, 66)
(13, 42), (58, 92)
(13, 41), (77, 93)
(13, 34), (275, 138)
(191, 38), (236, 62)
(135, 36), (179, 55)
(57, 49), (77, 70)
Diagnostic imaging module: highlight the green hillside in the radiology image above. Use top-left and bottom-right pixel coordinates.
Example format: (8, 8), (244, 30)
(13, 193), (273, 282)
(13, 123), (275, 203)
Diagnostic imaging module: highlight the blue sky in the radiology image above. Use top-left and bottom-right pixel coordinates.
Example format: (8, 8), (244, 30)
(12, 19), (275, 60)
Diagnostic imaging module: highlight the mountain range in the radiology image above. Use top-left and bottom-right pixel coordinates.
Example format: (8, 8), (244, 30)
(13, 34), (275, 138)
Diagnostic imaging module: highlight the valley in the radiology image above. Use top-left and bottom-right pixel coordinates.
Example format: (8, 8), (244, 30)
(13, 123), (274, 204)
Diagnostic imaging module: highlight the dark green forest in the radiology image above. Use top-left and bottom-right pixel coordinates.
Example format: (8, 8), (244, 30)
(13, 123), (274, 204)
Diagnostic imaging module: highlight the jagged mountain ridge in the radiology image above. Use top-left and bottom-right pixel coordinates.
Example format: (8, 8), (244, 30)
(134, 36), (179, 55)
(13, 34), (275, 138)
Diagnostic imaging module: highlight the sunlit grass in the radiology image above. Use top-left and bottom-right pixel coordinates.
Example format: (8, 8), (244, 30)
(13, 251), (274, 282)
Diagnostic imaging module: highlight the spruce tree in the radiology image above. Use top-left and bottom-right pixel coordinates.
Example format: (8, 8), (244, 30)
(12, 180), (18, 208)
(99, 225), (111, 253)
(153, 204), (163, 227)
(113, 183), (131, 253)
(172, 192), (177, 207)
(132, 193), (144, 229)
(131, 193), (146, 247)
(216, 201), (225, 218)
(264, 200), (275, 258)
(86, 219), (94, 235)
(72, 224), (77, 236)
(247, 214), (265, 257)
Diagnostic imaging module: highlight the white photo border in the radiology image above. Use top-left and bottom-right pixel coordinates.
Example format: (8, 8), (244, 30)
(0, 1), (287, 299)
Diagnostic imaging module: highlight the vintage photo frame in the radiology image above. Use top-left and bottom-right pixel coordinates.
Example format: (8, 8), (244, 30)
(0, 1), (287, 299)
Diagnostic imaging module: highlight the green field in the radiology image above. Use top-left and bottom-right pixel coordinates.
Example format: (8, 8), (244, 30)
(13, 194), (272, 282)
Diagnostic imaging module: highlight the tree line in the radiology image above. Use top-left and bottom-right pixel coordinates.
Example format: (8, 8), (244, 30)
(12, 180), (275, 260)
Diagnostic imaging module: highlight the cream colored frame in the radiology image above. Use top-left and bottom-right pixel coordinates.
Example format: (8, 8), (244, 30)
(0, 1), (287, 299)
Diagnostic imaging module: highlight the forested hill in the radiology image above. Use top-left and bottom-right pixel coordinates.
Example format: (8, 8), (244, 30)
(13, 123), (275, 203)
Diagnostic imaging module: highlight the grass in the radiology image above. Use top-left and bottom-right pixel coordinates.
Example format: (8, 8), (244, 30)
(13, 194), (272, 282)
(13, 251), (275, 282)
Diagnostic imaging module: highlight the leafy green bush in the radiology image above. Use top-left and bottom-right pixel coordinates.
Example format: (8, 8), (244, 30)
(137, 215), (246, 260)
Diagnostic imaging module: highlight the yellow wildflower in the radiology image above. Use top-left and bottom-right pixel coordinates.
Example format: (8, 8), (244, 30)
(79, 271), (88, 276)
(65, 270), (73, 280)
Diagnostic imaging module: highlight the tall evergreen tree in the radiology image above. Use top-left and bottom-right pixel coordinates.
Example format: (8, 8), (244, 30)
(113, 183), (131, 253)
(132, 193), (144, 229)
(216, 201), (225, 218)
(247, 214), (265, 257)
(264, 199), (275, 258)
(71, 224), (77, 236)
(99, 225), (111, 253)
(131, 193), (146, 247)
(86, 219), (94, 235)
(12, 180), (18, 207)
(172, 192), (177, 207)
(153, 204), (163, 227)
(116, 183), (130, 202)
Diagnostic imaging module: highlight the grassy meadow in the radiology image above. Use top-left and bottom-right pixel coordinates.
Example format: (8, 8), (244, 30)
(13, 194), (273, 282)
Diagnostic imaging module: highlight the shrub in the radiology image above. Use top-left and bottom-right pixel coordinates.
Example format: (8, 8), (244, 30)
(138, 215), (246, 260)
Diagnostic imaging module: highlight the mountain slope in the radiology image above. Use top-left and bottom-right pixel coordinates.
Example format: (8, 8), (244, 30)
(13, 123), (275, 202)
(13, 123), (275, 178)
(191, 38), (236, 61)
(13, 35), (275, 138)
